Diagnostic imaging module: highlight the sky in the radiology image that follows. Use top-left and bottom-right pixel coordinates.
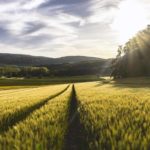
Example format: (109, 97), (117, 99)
(0, 0), (150, 58)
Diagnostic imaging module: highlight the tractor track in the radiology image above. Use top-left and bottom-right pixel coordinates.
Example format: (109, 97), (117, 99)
(63, 85), (88, 150)
(0, 85), (70, 134)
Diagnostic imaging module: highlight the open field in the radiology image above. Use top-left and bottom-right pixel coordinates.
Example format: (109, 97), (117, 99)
(0, 85), (71, 150)
(0, 78), (150, 149)
(0, 86), (39, 91)
(0, 75), (101, 86)
(76, 81), (150, 149)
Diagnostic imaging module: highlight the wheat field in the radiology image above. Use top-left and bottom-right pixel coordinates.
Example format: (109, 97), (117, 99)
(0, 79), (150, 150)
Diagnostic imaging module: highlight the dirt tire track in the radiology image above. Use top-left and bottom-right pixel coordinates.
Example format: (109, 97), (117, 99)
(64, 85), (88, 150)
(0, 85), (70, 134)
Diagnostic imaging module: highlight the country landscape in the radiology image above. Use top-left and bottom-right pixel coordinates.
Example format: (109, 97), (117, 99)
(0, 0), (150, 150)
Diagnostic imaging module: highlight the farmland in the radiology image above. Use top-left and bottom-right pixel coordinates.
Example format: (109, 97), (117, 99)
(75, 79), (150, 149)
(0, 78), (150, 149)
(0, 85), (71, 150)
(0, 75), (100, 86)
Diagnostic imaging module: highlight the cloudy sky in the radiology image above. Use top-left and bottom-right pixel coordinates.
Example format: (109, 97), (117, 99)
(0, 0), (150, 58)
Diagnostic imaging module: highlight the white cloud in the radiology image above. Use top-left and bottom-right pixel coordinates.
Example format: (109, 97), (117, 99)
(0, 0), (150, 58)
(22, 0), (47, 10)
(0, 2), (20, 13)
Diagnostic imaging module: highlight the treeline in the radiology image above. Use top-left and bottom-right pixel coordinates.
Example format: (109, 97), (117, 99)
(0, 60), (112, 78)
(0, 66), (49, 78)
(112, 25), (150, 78)
(46, 60), (111, 77)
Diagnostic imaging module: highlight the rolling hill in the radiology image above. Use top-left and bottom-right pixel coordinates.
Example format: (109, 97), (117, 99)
(0, 53), (113, 76)
(0, 53), (105, 66)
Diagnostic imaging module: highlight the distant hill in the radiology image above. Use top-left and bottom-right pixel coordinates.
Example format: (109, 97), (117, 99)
(0, 53), (105, 66)
(0, 53), (114, 77)
(56, 56), (101, 64)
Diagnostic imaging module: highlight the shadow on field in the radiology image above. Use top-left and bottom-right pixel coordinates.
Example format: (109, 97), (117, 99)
(112, 78), (150, 88)
(0, 85), (70, 134)
(63, 85), (88, 150)
(95, 78), (150, 88)
(112, 83), (150, 88)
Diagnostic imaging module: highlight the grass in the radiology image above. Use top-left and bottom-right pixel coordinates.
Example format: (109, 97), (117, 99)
(0, 75), (101, 86)
(75, 80), (150, 149)
(0, 77), (150, 149)
(0, 86), (38, 91)
(0, 84), (68, 133)
(0, 86), (72, 150)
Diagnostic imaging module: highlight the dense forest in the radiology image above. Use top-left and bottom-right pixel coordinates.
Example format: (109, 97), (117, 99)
(112, 25), (150, 78)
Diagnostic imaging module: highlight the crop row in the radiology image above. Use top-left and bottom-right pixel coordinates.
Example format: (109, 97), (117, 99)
(0, 84), (69, 133)
(0, 86), (72, 150)
(76, 82), (150, 150)
(0, 86), (39, 97)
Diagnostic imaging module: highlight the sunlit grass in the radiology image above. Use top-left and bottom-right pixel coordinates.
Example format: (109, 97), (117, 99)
(0, 84), (68, 132)
(0, 86), (71, 149)
(0, 79), (150, 149)
(76, 81), (150, 149)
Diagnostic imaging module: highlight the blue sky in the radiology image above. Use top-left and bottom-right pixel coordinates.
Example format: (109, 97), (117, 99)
(0, 0), (150, 58)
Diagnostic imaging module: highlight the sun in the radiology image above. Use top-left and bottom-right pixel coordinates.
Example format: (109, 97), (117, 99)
(112, 0), (149, 44)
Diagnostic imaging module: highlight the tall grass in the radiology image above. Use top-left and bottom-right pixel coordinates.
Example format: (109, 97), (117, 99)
(76, 82), (150, 149)
(0, 86), (72, 149)
(0, 84), (68, 133)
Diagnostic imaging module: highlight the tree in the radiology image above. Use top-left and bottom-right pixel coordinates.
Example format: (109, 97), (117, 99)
(111, 45), (123, 78)
(111, 25), (150, 78)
